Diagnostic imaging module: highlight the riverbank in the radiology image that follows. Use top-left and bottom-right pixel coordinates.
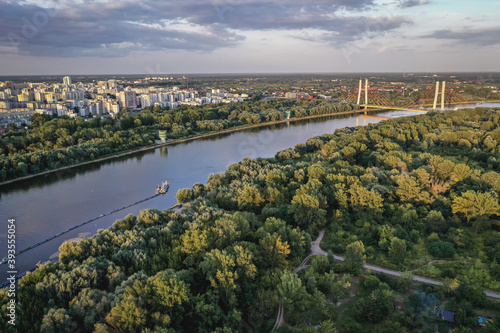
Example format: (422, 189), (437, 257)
(0, 108), (377, 187)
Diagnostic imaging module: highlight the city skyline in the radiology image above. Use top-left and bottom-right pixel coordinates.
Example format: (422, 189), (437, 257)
(0, 0), (499, 75)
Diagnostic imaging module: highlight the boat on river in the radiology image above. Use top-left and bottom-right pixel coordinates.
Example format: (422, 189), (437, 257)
(155, 180), (169, 195)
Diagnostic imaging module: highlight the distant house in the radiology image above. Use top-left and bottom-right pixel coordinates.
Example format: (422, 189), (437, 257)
(438, 310), (455, 323)
(395, 302), (403, 310)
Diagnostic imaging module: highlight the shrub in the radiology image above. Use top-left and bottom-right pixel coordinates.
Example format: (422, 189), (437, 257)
(428, 241), (456, 258)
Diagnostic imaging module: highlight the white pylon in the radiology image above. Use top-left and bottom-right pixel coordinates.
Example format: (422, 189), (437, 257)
(365, 79), (369, 107)
(357, 79), (362, 105)
(433, 81), (446, 111)
(356, 79), (369, 109)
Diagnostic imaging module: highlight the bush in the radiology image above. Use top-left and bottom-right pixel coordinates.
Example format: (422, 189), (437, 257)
(176, 188), (193, 203)
(428, 241), (456, 258)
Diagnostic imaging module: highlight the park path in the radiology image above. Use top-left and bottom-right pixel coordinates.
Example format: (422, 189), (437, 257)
(314, 230), (500, 299)
(272, 228), (500, 331)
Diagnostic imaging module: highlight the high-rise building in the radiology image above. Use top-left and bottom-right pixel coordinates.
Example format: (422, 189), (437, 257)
(63, 76), (72, 86)
(17, 94), (31, 102)
(119, 91), (137, 108)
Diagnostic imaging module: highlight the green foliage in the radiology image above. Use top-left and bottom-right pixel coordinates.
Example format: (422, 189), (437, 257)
(237, 186), (265, 211)
(290, 193), (326, 231)
(455, 283), (487, 307)
(40, 308), (77, 333)
(345, 241), (366, 273)
(354, 287), (394, 323)
(388, 237), (407, 265)
(7, 107), (500, 332)
(452, 190), (500, 224)
(428, 240), (456, 258)
(1, 99), (356, 182)
(277, 272), (309, 315)
(176, 188), (193, 203)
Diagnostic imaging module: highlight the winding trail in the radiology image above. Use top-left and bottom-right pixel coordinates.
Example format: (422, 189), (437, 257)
(271, 303), (284, 332)
(272, 228), (500, 331)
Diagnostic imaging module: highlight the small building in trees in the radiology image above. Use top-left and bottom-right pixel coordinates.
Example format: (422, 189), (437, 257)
(437, 309), (455, 323)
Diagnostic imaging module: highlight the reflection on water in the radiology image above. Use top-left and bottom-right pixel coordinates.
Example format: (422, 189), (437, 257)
(0, 111), (420, 276)
(0, 148), (155, 194)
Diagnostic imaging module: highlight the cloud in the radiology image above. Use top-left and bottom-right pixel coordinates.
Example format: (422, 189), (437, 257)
(0, 0), (410, 57)
(396, 0), (430, 8)
(312, 15), (412, 45)
(422, 26), (500, 46)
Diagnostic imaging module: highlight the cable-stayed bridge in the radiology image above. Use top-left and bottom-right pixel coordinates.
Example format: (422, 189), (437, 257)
(341, 79), (497, 113)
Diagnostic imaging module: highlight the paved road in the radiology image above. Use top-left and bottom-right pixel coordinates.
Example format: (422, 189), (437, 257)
(271, 228), (500, 331)
(315, 230), (500, 300)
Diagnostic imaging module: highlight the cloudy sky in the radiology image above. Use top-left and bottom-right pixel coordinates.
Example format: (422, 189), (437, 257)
(0, 0), (499, 75)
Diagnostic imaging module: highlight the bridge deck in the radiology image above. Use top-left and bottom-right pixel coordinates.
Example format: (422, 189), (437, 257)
(361, 100), (500, 112)
(360, 105), (428, 112)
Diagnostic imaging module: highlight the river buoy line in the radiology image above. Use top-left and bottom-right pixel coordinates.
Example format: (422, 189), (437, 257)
(0, 182), (169, 289)
(1, 185), (170, 266)
(0, 193), (160, 266)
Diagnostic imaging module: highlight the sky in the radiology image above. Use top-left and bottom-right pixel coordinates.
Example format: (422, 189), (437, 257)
(0, 0), (499, 75)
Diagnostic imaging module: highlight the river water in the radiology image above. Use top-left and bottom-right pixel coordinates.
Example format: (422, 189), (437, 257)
(0, 111), (423, 279)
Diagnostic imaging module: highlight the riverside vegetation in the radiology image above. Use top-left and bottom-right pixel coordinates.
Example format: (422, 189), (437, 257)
(0, 98), (358, 182)
(2, 108), (500, 332)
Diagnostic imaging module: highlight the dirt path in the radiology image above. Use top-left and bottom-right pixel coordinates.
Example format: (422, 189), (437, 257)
(272, 230), (328, 331)
(272, 227), (500, 331)
(271, 303), (284, 332)
(314, 230), (500, 300)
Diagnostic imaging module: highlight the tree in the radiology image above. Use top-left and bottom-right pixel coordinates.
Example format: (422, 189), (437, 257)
(212, 218), (241, 248)
(388, 237), (407, 265)
(106, 299), (147, 333)
(69, 288), (112, 331)
(450, 164), (472, 184)
(290, 193), (326, 230)
(181, 228), (210, 255)
(152, 271), (190, 308)
(277, 272), (309, 314)
(318, 270), (350, 301)
(354, 287), (394, 323)
(482, 171), (500, 194)
(237, 186), (265, 211)
(344, 241), (366, 273)
(200, 249), (244, 305)
(176, 188), (193, 203)
(348, 185), (384, 212)
(318, 319), (336, 333)
(363, 275), (381, 290)
(259, 233), (290, 268)
(118, 107), (129, 118)
(394, 174), (429, 203)
(311, 255), (330, 275)
(455, 283), (487, 307)
(428, 241), (456, 258)
(40, 308), (77, 333)
(452, 190), (500, 228)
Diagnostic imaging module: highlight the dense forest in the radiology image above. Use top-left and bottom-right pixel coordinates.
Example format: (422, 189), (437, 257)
(2, 108), (500, 332)
(0, 99), (358, 182)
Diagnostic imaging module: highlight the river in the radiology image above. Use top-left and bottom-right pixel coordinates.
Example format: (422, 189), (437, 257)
(0, 111), (423, 279)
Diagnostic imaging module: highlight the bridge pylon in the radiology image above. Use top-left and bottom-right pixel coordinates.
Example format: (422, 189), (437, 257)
(433, 81), (446, 111)
(356, 79), (369, 112)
